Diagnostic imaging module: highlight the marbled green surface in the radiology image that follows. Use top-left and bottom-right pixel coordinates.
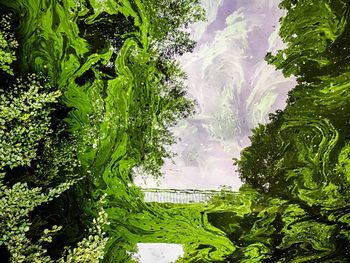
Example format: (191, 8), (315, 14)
(2, 0), (350, 262)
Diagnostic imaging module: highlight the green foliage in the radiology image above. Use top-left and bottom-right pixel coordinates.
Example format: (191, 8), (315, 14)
(127, 58), (196, 178)
(236, 122), (283, 194)
(0, 14), (17, 75)
(0, 174), (109, 263)
(0, 75), (61, 170)
(0, 13), (109, 262)
(59, 196), (109, 263)
(149, 0), (205, 58)
(0, 74), (82, 261)
(266, 0), (348, 80)
(0, 173), (78, 262)
(29, 134), (81, 186)
(0, 68), (90, 261)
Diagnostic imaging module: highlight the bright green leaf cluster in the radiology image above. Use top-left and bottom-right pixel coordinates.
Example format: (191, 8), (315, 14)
(0, 75), (61, 170)
(59, 195), (109, 263)
(0, 14), (18, 75)
(0, 173), (78, 263)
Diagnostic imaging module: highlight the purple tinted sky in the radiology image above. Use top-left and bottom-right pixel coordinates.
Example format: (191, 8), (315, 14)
(134, 0), (296, 190)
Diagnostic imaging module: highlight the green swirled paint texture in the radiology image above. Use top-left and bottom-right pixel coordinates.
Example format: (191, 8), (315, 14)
(3, 0), (350, 262)
(0, 0), (235, 261)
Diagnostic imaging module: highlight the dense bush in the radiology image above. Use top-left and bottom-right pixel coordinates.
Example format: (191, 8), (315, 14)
(0, 14), (109, 262)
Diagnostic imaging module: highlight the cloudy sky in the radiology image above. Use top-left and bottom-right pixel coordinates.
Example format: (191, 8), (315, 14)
(134, 0), (295, 191)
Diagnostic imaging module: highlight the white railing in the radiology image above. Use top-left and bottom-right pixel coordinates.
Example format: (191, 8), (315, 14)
(141, 188), (232, 204)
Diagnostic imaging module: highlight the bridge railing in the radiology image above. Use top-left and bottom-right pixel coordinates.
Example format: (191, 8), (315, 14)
(140, 188), (235, 204)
